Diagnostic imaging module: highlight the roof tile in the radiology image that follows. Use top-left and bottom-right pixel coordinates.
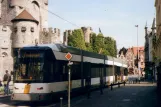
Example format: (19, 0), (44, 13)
(11, 10), (39, 24)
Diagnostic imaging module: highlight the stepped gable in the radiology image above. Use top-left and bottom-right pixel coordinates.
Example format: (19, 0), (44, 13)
(11, 10), (39, 25)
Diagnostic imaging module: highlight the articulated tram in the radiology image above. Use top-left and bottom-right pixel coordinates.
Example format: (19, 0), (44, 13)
(11, 44), (128, 101)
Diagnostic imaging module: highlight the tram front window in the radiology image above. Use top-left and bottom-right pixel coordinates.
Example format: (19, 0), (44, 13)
(15, 58), (44, 83)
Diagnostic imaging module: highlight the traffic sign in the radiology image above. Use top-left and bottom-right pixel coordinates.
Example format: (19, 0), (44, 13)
(65, 52), (72, 61)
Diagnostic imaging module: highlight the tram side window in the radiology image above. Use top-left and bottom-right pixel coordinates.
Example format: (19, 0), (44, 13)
(71, 62), (81, 80)
(43, 60), (53, 82)
(53, 61), (68, 82)
(106, 66), (113, 76)
(91, 68), (99, 78)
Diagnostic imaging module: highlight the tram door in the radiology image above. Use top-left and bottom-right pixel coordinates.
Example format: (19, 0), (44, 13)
(83, 62), (91, 88)
(99, 65), (104, 87)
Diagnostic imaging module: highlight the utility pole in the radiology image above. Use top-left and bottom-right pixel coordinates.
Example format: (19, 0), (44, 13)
(113, 57), (115, 83)
(68, 62), (71, 107)
(135, 25), (140, 80)
(65, 52), (73, 107)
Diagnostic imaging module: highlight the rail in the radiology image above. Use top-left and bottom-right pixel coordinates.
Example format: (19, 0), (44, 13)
(109, 81), (126, 90)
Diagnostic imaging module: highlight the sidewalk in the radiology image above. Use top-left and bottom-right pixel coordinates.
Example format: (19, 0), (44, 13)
(0, 92), (11, 98)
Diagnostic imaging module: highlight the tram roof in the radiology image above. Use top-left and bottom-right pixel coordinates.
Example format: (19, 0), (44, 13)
(22, 44), (127, 64)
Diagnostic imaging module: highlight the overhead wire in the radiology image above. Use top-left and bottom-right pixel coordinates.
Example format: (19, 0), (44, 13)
(27, 0), (80, 28)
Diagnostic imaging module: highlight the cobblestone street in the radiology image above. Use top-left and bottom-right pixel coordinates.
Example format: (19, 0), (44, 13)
(0, 82), (159, 107)
(71, 83), (158, 107)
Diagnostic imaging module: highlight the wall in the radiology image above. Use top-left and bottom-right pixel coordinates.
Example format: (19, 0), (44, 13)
(0, 0), (48, 29)
(40, 28), (61, 44)
(12, 21), (38, 48)
(63, 30), (73, 45)
(81, 27), (92, 43)
(0, 25), (13, 80)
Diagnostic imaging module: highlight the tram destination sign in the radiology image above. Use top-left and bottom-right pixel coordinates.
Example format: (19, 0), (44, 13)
(65, 52), (72, 61)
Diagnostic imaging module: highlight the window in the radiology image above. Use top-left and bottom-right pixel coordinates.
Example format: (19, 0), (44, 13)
(2, 52), (8, 57)
(8, 0), (14, 8)
(54, 28), (57, 33)
(2, 25), (7, 31)
(44, 0), (48, 5)
(32, 1), (39, 11)
(19, 6), (23, 9)
(14, 27), (17, 33)
(21, 27), (26, 32)
(31, 27), (34, 32)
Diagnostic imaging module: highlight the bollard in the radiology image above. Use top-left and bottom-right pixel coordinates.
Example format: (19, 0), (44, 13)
(60, 97), (63, 107)
(110, 83), (113, 90)
(118, 82), (120, 88)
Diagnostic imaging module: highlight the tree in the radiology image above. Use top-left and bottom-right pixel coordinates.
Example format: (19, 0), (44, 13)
(93, 33), (104, 53)
(85, 43), (93, 52)
(104, 37), (117, 57)
(68, 29), (86, 50)
(90, 33), (97, 52)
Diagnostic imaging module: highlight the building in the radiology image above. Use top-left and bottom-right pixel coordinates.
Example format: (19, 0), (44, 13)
(40, 28), (61, 44)
(0, 25), (13, 79)
(119, 46), (145, 76)
(63, 27), (93, 45)
(0, 0), (61, 80)
(63, 30), (73, 45)
(11, 10), (39, 48)
(155, 0), (161, 66)
(144, 18), (156, 79)
(81, 27), (93, 43)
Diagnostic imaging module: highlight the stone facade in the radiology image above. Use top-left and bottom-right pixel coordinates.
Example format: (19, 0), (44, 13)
(63, 30), (73, 45)
(0, 25), (13, 80)
(144, 26), (149, 63)
(144, 18), (156, 79)
(155, 0), (161, 65)
(0, 0), (62, 80)
(40, 28), (61, 44)
(81, 27), (93, 43)
(63, 27), (93, 45)
(0, 0), (16, 26)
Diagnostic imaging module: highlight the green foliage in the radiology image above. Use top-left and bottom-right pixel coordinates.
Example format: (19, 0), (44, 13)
(85, 43), (93, 52)
(93, 33), (104, 53)
(67, 30), (117, 57)
(68, 29), (86, 50)
(103, 37), (117, 57)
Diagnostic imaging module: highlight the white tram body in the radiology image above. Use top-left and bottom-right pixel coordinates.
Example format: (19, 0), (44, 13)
(11, 44), (128, 101)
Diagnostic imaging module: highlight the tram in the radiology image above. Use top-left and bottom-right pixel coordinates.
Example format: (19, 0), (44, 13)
(11, 44), (128, 101)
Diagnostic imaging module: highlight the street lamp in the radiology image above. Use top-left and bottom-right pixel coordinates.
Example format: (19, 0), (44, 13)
(135, 25), (140, 80)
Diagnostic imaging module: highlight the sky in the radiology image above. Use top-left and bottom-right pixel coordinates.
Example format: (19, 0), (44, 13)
(48, 0), (155, 50)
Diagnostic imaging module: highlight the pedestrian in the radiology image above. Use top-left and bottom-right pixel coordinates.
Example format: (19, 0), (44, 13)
(0, 79), (2, 94)
(0, 79), (2, 87)
(86, 76), (91, 99)
(100, 78), (103, 95)
(3, 70), (11, 95)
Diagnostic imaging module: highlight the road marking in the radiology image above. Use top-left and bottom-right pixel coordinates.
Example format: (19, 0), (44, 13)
(132, 93), (136, 95)
(62, 98), (86, 107)
(122, 99), (131, 102)
(44, 104), (56, 107)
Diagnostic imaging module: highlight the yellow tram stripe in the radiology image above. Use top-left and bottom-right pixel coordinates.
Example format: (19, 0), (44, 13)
(24, 84), (31, 94)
